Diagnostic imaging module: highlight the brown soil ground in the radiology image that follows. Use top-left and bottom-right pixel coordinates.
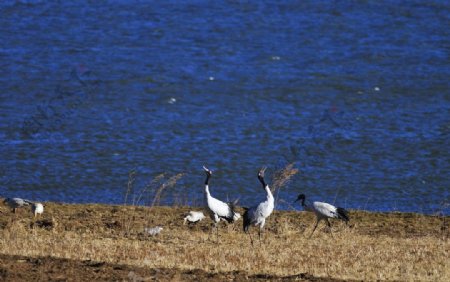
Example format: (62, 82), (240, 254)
(0, 200), (448, 281)
(0, 254), (342, 282)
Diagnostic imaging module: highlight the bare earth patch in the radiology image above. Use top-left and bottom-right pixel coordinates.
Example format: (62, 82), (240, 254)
(0, 254), (339, 282)
(0, 200), (448, 281)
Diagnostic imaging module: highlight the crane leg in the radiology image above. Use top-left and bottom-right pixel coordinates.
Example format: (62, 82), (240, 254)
(216, 224), (219, 242)
(207, 223), (215, 241)
(326, 219), (334, 238)
(309, 219), (320, 238)
(258, 228), (263, 246)
(247, 230), (254, 247)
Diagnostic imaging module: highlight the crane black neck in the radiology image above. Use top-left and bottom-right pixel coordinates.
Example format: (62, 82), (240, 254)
(204, 173), (211, 185)
(300, 197), (306, 206)
(258, 176), (266, 188)
(298, 195), (306, 206)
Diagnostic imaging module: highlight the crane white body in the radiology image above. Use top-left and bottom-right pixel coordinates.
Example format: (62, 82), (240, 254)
(243, 167), (274, 244)
(31, 202), (44, 218)
(311, 201), (341, 220)
(204, 187), (235, 224)
(295, 194), (349, 237)
(3, 198), (30, 213)
(243, 187), (274, 231)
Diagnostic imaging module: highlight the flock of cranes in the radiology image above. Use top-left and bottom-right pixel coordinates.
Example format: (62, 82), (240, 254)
(201, 165), (349, 244)
(2, 166), (350, 243)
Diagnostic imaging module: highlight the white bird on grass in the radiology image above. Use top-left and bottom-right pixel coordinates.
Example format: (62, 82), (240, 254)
(144, 226), (163, 236)
(30, 202), (44, 218)
(243, 167), (274, 245)
(3, 198), (30, 213)
(294, 193), (349, 238)
(203, 166), (239, 241)
(184, 211), (206, 224)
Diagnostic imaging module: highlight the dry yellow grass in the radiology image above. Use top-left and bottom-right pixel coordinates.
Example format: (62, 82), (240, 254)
(0, 201), (448, 281)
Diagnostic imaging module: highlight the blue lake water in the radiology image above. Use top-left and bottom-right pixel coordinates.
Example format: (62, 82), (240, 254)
(1, 1), (449, 214)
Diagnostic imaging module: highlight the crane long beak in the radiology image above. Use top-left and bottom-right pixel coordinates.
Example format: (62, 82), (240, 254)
(258, 166), (267, 177)
(203, 166), (212, 174)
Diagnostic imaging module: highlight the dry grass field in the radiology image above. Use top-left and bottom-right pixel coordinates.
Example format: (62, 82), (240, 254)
(0, 200), (448, 281)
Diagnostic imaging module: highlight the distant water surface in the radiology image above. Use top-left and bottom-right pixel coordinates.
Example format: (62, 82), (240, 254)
(0, 1), (449, 214)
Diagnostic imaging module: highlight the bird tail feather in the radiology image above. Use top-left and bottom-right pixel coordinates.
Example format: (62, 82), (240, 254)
(242, 207), (251, 232)
(336, 207), (349, 222)
(220, 201), (238, 224)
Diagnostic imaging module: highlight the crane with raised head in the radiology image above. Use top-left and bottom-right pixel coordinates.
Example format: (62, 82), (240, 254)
(243, 167), (274, 245)
(203, 166), (239, 240)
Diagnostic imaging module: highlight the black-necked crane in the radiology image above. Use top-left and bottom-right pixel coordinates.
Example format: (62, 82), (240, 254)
(243, 167), (274, 245)
(294, 193), (349, 238)
(203, 166), (239, 240)
(3, 198), (30, 213)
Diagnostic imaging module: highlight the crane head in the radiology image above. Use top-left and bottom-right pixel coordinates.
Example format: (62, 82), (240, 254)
(257, 167), (268, 188)
(294, 193), (306, 203)
(202, 166), (212, 176)
(258, 166), (267, 179)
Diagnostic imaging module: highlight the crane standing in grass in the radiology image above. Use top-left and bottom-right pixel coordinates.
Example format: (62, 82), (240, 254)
(294, 193), (349, 238)
(203, 166), (239, 241)
(243, 167), (274, 245)
(3, 198), (30, 213)
(30, 202), (44, 218)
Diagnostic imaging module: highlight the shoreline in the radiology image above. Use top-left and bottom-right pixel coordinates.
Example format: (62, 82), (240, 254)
(4, 198), (447, 216)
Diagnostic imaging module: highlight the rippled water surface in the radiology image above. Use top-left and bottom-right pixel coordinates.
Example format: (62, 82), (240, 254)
(1, 1), (449, 214)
